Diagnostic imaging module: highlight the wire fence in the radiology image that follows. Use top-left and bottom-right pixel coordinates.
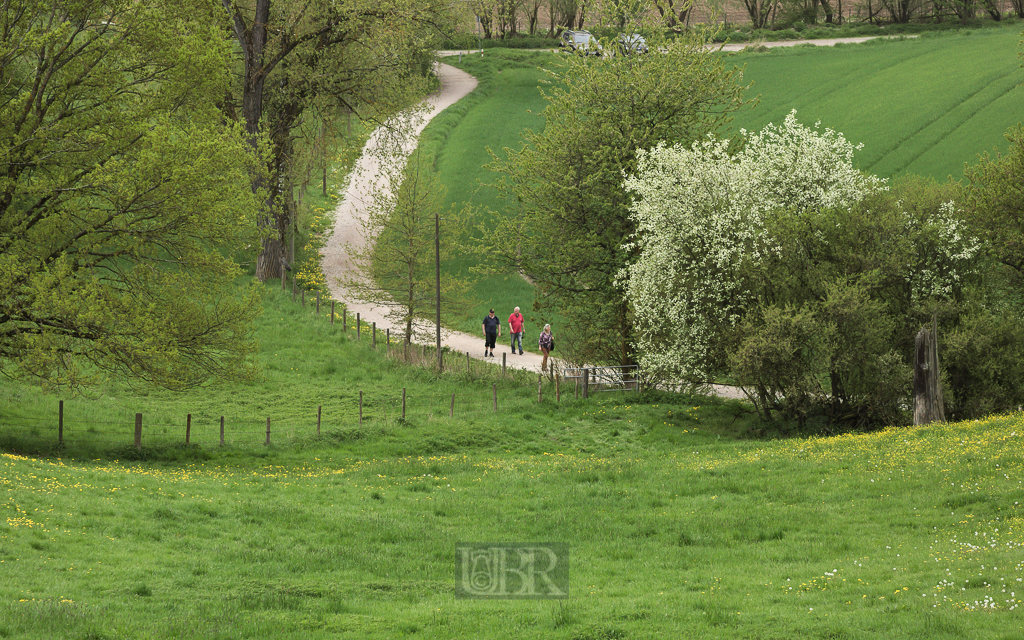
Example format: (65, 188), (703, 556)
(0, 288), (640, 455)
(0, 378), (587, 454)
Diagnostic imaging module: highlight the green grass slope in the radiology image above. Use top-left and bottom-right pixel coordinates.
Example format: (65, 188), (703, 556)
(1, 407), (1022, 638)
(426, 51), (549, 336)
(728, 28), (1024, 180)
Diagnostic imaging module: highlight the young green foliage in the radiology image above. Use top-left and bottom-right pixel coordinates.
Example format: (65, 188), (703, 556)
(221, 0), (459, 282)
(623, 113), (1006, 425)
(341, 122), (473, 344)
(0, 0), (262, 391)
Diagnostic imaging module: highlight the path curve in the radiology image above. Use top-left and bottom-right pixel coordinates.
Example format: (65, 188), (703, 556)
(322, 64), (549, 374)
(321, 58), (780, 398)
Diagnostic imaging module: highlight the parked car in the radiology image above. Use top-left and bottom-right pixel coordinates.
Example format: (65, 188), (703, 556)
(559, 30), (602, 56)
(617, 33), (648, 55)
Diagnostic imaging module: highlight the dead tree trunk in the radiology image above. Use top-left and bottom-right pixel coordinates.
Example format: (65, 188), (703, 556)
(913, 319), (945, 425)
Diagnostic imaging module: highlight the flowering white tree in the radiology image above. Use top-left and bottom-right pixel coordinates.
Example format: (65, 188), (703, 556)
(623, 112), (988, 426)
(622, 111), (887, 384)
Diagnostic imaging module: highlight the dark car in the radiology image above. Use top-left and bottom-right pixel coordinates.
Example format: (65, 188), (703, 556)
(617, 33), (648, 55)
(559, 30), (602, 56)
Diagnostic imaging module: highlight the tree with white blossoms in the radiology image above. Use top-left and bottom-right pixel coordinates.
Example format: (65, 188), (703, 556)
(623, 111), (993, 426)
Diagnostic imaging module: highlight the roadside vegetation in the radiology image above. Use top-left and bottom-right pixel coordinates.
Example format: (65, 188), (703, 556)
(433, 24), (1024, 425)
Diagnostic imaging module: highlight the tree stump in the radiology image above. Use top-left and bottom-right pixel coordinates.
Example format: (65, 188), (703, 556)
(913, 319), (945, 425)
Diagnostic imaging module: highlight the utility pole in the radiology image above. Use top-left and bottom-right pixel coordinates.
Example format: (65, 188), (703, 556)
(436, 211), (442, 373)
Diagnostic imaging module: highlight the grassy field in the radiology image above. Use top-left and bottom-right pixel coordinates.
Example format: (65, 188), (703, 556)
(2, 395), (1023, 638)
(3, 26), (1024, 640)
(422, 50), (550, 337)
(1, 285), (1023, 639)
(730, 28), (1024, 180)
(0, 284), (583, 458)
(432, 26), (1024, 331)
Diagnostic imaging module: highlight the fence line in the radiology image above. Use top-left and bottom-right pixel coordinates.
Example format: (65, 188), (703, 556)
(0, 282), (640, 452)
(0, 375), (591, 452)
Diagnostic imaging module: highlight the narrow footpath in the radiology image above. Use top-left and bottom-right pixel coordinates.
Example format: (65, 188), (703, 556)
(321, 64), (549, 374)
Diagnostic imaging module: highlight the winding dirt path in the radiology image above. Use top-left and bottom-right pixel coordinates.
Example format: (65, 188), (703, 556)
(322, 42), (897, 396)
(321, 64), (549, 373)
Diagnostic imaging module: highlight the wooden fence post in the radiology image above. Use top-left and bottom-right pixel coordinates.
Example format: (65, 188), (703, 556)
(357, 313), (360, 340)
(373, 322), (377, 348)
(134, 413), (142, 450)
(555, 373), (560, 403)
(220, 416), (225, 446)
(493, 383), (498, 412)
(266, 417), (271, 446)
(301, 290), (305, 307)
(331, 301), (335, 325)
(186, 413), (191, 445)
(359, 391), (363, 426)
(58, 400), (64, 447)
(914, 318), (946, 425)
(343, 307), (347, 332)
(466, 351), (470, 374)
(502, 352), (506, 378)
(402, 388), (406, 421)
(583, 368), (589, 399)
(538, 374), (543, 403)
(316, 293), (320, 315)
(317, 405), (322, 436)
(450, 393), (455, 418)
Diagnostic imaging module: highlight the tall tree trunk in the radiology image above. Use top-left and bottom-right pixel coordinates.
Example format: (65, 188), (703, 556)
(913, 320), (946, 425)
(226, 0), (281, 281)
(821, 0), (835, 22)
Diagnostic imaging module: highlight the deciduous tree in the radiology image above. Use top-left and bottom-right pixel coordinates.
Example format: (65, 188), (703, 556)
(341, 126), (471, 345)
(487, 25), (746, 367)
(0, 0), (262, 390)
(622, 113), (1007, 426)
(221, 0), (457, 281)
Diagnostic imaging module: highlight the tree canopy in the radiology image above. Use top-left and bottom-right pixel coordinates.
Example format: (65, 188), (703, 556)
(0, 0), (262, 390)
(486, 27), (747, 367)
(622, 112), (1024, 425)
(221, 0), (459, 281)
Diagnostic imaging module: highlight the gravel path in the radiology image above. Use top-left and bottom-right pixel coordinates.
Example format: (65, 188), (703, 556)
(715, 36), (907, 51)
(321, 64), (550, 374)
(322, 52), (840, 398)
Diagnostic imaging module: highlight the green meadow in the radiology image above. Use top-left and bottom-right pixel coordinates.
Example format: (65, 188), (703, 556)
(433, 26), (1024, 328)
(1, 286), (1023, 639)
(2, 386), (1024, 638)
(730, 29), (1024, 180)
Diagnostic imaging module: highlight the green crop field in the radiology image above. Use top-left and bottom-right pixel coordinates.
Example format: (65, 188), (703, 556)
(730, 29), (1024, 180)
(433, 27), (1024, 328)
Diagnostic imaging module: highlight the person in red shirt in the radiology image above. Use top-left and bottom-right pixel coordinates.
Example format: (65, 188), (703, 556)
(508, 306), (525, 355)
